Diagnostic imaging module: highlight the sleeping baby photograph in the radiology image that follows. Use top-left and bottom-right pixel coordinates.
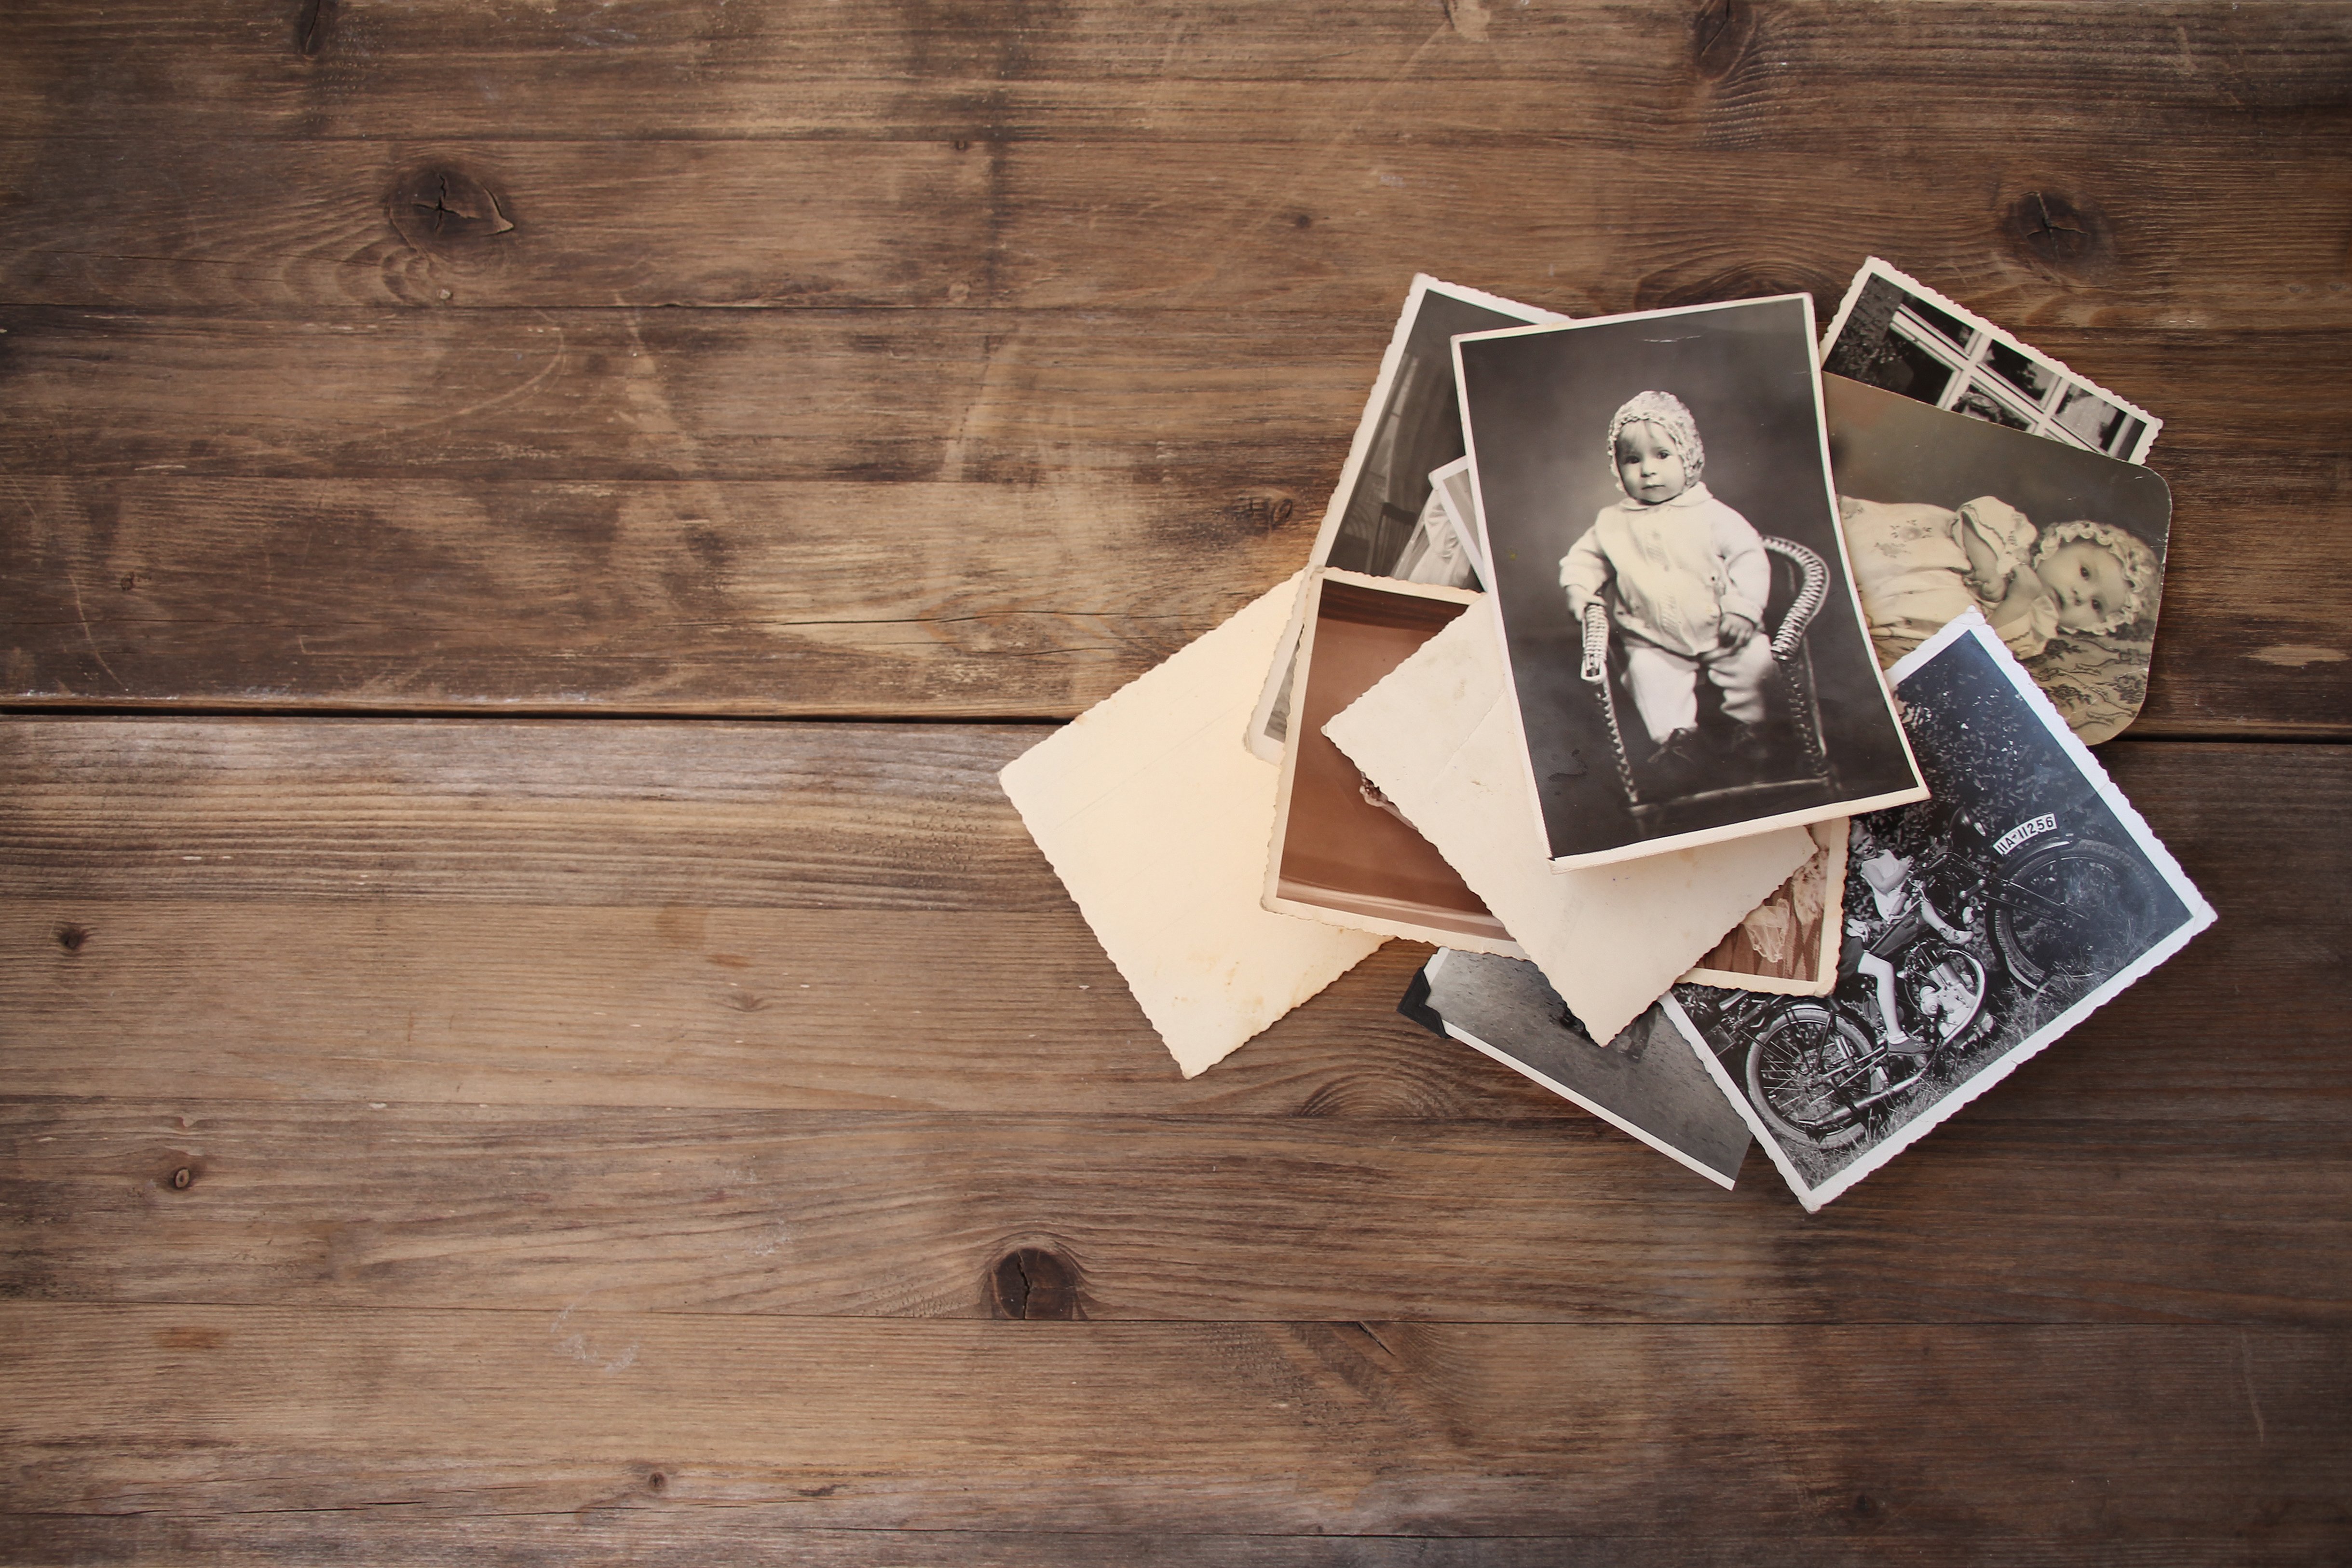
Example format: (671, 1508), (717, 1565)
(1822, 375), (2173, 745)
(1454, 297), (1925, 869)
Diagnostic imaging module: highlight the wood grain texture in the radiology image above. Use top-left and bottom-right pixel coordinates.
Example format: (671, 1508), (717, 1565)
(12, 1521), (2344, 1568)
(0, 308), (1357, 483)
(0, 476), (1307, 716)
(3, 0), (2348, 147)
(0, 732), (2338, 1120)
(0, 140), (997, 311)
(2, 314), (2347, 729)
(3, 0), (2348, 1557)
(4, 1305), (2346, 1547)
(0, 137), (2346, 320)
(4, 1100), (2346, 1323)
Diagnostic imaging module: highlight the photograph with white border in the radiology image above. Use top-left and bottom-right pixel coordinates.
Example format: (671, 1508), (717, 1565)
(1428, 456), (1491, 585)
(1664, 609), (2216, 1212)
(1454, 295), (1925, 869)
(1401, 948), (1751, 1188)
(1820, 256), (2161, 464)
(1244, 275), (1565, 761)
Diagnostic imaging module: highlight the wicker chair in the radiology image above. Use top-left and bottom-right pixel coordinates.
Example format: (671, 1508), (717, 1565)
(1579, 536), (1834, 810)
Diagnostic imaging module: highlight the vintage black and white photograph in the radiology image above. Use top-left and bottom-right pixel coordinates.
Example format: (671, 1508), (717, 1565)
(1427, 455), (1490, 585)
(1827, 373), (2174, 745)
(1454, 296), (1925, 867)
(1665, 612), (2216, 1212)
(1244, 275), (1563, 760)
(1401, 949), (1752, 1187)
(1820, 256), (2162, 463)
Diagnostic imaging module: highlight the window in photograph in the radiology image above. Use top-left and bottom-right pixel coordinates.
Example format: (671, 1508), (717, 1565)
(1986, 342), (2057, 401)
(1908, 299), (1973, 346)
(1884, 303), (2144, 459)
(1952, 383), (2035, 430)
(2056, 386), (2146, 455)
(1879, 333), (1957, 404)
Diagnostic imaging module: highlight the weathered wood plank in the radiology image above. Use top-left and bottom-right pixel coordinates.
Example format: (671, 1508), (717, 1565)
(2, 1307), (2343, 1543)
(3, 1100), (2345, 1323)
(5, 311), (2301, 487)
(0, 140), (994, 312)
(11, 1519), (2339, 1568)
(1, 313), (2345, 730)
(0, 730), (2340, 1119)
(0, 718), (1055, 908)
(0, 905), (1504, 1114)
(0, 137), (2345, 322)
(0, 477), (1306, 715)
(2, 0), (2346, 146)
(0, 308), (1360, 483)
(0, 722), (2325, 915)
(0, 891), (2333, 1123)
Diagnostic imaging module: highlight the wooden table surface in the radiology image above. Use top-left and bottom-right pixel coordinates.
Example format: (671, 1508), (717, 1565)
(4, 2), (2350, 1562)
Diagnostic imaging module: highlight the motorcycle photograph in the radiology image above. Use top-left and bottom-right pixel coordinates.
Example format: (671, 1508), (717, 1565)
(1685, 803), (2166, 1154)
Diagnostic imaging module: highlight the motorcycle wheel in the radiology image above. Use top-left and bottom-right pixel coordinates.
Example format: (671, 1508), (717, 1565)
(1744, 1003), (1881, 1150)
(1994, 839), (2160, 992)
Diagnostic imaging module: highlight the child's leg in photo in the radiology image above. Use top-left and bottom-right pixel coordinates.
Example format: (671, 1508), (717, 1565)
(1623, 643), (1700, 744)
(1707, 637), (1778, 732)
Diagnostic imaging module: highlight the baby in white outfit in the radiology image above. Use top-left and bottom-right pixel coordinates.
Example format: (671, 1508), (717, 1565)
(1561, 391), (1778, 768)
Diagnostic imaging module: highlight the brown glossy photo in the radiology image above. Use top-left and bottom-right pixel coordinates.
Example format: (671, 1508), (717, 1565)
(1263, 570), (1520, 953)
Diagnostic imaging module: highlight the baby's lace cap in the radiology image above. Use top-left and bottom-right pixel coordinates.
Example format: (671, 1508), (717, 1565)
(1607, 390), (1704, 489)
(2033, 519), (2160, 634)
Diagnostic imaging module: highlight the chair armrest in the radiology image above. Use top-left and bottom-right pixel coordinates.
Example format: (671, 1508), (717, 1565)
(1580, 601), (1611, 682)
(1762, 537), (1829, 660)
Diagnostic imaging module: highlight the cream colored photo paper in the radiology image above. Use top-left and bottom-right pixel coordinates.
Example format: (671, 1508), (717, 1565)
(1325, 601), (1810, 1044)
(1001, 574), (1387, 1077)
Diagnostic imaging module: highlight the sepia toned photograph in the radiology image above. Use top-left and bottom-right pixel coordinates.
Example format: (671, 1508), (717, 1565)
(1666, 613), (2216, 1212)
(1454, 296), (1925, 868)
(1821, 256), (2161, 463)
(1401, 948), (1751, 1187)
(1264, 571), (1520, 952)
(1826, 373), (2173, 744)
(1245, 275), (1564, 759)
(1683, 817), (1849, 995)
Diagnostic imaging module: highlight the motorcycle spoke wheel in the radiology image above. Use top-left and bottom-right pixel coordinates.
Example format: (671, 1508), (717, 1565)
(1744, 1005), (1880, 1151)
(1996, 841), (2159, 993)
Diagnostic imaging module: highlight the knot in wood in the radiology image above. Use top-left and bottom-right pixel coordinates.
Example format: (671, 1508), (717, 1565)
(989, 1245), (1084, 1320)
(2010, 191), (2111, 276)
(171, 1167), (193, 1190)
(1223, 494), (1297, 534)
(294, 0), (336, 57)
(388, 167), (518, 256)
(55, 922), (90, 953)
(1690, 0), (1756, 82)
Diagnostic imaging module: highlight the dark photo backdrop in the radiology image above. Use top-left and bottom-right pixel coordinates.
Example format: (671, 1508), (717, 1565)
(1457, 297), (1917, 861)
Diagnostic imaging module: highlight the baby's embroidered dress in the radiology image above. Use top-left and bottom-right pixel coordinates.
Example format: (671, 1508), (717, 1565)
(1840, 494), (2059, 665)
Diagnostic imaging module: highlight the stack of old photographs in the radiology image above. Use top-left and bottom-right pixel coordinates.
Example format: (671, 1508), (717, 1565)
(1259, 265), (2213, 1208)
